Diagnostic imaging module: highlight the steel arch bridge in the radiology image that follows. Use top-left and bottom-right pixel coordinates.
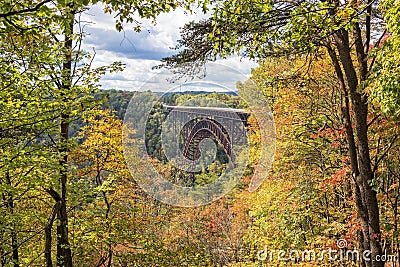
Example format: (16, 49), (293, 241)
(164, 105), (250, 164)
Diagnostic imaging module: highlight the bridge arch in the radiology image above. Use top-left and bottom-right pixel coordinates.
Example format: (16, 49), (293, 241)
(181, 118), (233, 162)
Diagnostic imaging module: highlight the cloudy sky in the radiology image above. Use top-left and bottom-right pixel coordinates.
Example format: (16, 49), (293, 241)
(80, 4), (258, 92)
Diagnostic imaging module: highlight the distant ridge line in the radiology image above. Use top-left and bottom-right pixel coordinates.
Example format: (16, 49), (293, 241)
(157, 91), (238, 96)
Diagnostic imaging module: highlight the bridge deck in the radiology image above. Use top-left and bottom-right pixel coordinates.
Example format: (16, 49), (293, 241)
(164, 105), (250, 122)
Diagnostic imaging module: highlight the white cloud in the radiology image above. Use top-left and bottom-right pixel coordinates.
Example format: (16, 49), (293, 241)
(80, 4), (258, 92)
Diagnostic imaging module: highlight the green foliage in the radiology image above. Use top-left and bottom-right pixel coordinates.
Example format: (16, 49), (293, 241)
(369, 0), (400, 118)
(0, 0), (201, 265)
(159, 0), (377, 73)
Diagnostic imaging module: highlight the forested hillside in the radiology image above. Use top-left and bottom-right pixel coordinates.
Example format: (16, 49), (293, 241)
(1, 0), (400, 266)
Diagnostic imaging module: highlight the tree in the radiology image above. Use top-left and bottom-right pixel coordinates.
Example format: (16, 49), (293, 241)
(70, 109), (136, 266)
(370, 0), (400, 118)
(0, 0), (196, 265)
(0, 4), (67, 266)
(159, 0), (390, 266)
(243, 56), (354, 266)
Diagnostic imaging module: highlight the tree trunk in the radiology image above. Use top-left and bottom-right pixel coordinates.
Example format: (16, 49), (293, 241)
(11, 230), (18, 267)
(56, 198), (72, 267)
(326, 44), (371, 264)
(0, 222), (4, 267)
(45, 197), (61, 267)
(333, 28), (383, 267)
(5, 172), (19, 267)
(56, 7), (74, 267)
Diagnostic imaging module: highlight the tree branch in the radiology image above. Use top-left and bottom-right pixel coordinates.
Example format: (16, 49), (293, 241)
(0, 0), (51, 18)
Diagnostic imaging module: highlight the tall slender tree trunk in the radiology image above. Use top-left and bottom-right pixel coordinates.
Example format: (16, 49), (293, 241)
(326, 44), (369, 267)
(0, 223), (4, 267)
(332, 27), (383, 267)
(56, 7), (74, 267)
(10, 231), (18, 267)
(4, 172), (19, 267)
(57, 114), (72, 267)
(45, 188), (62, 267)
